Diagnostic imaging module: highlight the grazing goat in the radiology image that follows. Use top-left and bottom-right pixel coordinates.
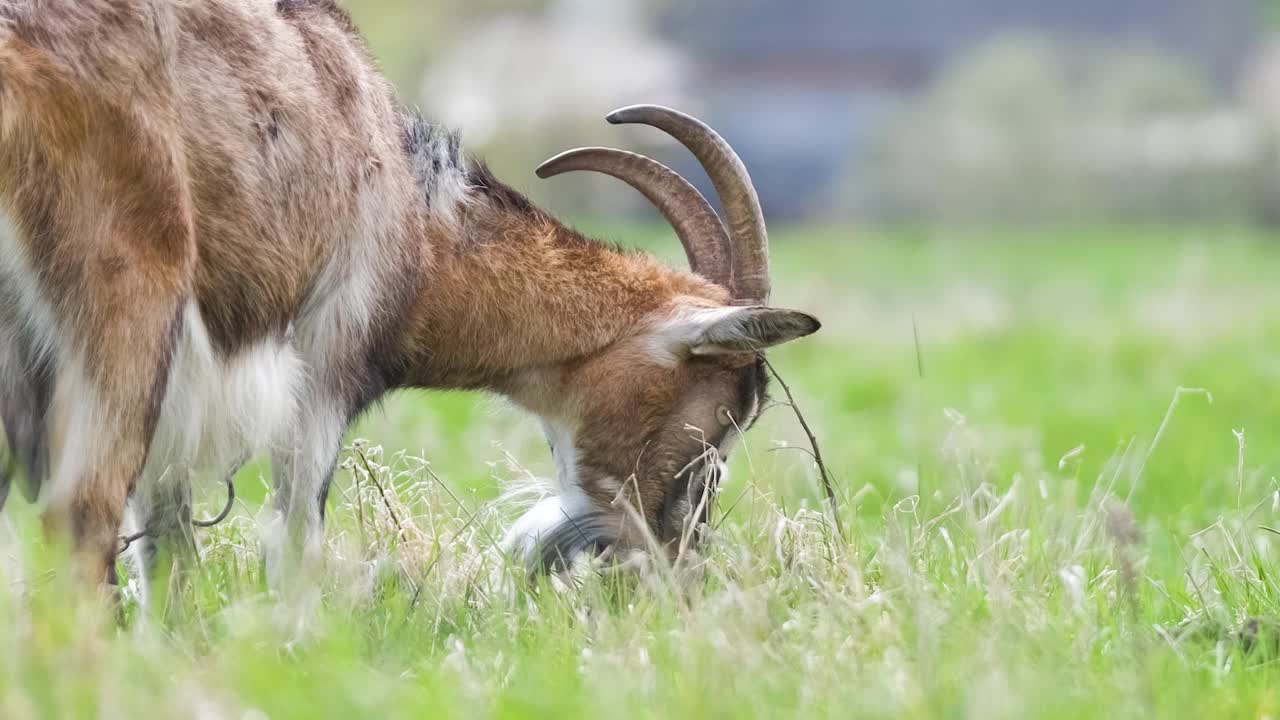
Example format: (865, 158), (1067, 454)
(0, 0), (819, 600)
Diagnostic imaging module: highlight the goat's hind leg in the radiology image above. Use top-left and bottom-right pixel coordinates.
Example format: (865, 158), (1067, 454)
(34, 204), (194, 588)
(0, 4), (197, 591)
(42, 297), (187, 590)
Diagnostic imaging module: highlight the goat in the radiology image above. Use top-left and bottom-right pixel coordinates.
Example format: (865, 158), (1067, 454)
(0, 0), (819, 600)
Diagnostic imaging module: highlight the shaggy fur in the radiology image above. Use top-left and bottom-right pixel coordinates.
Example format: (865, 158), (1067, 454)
(0, 0), (818, 591)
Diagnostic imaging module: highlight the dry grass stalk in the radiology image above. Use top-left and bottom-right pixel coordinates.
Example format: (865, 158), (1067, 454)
(764, 358), (844, 540)
(355, 446), (407, 543)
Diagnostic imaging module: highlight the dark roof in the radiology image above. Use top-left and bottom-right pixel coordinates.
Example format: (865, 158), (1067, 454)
(664, 0), (1256, 83)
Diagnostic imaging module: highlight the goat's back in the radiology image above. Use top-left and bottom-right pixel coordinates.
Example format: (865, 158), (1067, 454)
(0, 0), (429, 353)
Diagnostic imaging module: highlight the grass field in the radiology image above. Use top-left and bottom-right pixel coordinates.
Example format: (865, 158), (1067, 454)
(6, 223), (1280, 718)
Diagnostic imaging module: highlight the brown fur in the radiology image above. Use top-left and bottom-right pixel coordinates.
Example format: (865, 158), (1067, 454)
(0, 0), (816, 584)
(405, 176), (728, 388)
(0, 0), (423, 581)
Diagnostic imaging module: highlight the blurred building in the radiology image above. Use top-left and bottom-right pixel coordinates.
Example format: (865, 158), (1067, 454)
(662, 0), (1257, 219)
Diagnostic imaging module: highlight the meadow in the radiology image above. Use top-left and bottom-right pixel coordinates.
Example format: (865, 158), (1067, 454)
(5, 223), (1280, 718)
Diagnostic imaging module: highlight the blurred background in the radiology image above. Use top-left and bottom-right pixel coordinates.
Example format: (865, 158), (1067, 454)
(336, 0), (1280, 526)
(6, 4), (1280, 712)
(351, 0), (1276, 224)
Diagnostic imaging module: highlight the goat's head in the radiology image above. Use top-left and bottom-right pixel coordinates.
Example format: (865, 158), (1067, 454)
(502, 105), (820, 572)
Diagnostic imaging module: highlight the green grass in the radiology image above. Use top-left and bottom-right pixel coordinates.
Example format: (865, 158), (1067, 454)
(7, 223), (1280, 718)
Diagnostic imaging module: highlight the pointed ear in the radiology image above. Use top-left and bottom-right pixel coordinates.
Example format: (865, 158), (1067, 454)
(687, 306), (821, 356)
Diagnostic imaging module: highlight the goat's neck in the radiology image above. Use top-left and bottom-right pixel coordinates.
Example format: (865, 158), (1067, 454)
(401, 178), (724, 394)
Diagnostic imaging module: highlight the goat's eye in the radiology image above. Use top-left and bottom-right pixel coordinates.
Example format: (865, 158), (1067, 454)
(716, 406), (734, 427)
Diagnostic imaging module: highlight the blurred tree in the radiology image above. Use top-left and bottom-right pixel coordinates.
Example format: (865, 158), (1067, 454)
(1240, 39), (1280, 224)
(865, 35), (1249, 222)
(346, 0), (553, 92)
(345, 0), (440, 91)
(417, 0), (689, 215)
(1265, 0), (1280, 28)
(344, 0), (685, 217)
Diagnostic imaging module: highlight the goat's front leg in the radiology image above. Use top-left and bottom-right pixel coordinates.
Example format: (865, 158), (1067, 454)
(266, 397), (346, 611)
(125, 466), (197, 614)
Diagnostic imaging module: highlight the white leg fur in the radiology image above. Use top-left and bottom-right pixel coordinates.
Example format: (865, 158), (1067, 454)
(265, 396), (346, 627)
(125, 466), (196, 611)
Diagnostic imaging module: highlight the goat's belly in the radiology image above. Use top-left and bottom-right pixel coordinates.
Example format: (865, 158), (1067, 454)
(0, 226), (59, 500)
(143, 303), (303, 485)
(0, 224), (58, 381)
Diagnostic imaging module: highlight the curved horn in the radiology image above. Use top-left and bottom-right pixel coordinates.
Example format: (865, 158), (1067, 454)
(607, 104), (769, 305)
(536, 147), (732, 287)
